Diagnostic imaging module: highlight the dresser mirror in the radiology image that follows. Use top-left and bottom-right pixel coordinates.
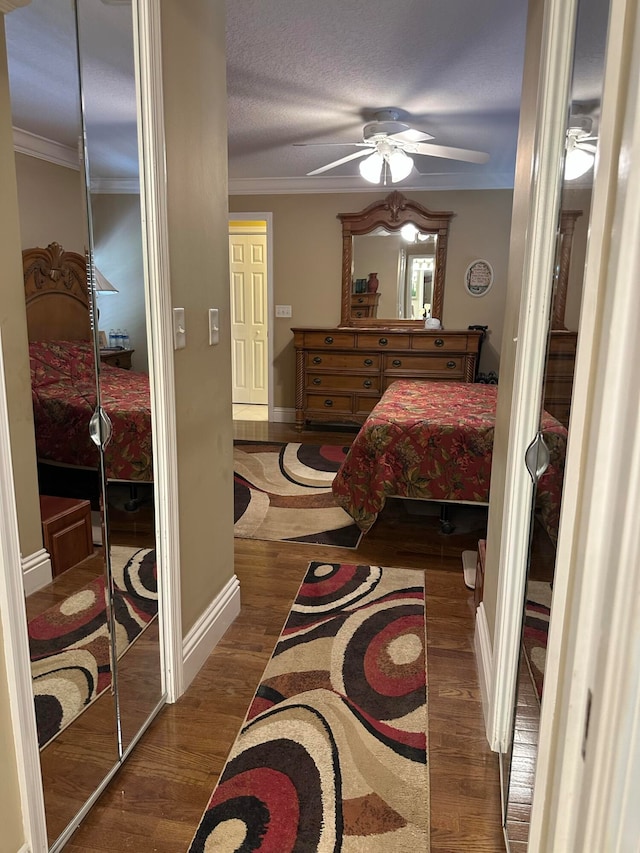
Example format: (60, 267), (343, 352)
(338, 191), (454, 327)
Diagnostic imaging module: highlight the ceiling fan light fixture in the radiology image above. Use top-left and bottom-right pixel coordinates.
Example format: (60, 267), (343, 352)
(359, 151), (384, 183)
(388, 148), (413, 182)
(564, 129), (595, 180)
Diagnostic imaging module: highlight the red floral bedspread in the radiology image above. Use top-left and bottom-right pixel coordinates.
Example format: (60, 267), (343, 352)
(331, 380), (567, 543)
(30, 340), (153, 482)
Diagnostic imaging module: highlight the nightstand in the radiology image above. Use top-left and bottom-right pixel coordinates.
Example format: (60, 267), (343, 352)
(39, 495), (93, 578)
(99, 348), (134, 369)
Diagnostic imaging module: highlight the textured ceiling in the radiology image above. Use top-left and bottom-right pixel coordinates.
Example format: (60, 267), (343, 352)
(5, 0), (608, 194)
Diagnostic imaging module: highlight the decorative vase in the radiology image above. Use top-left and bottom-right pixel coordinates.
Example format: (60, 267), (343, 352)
(367, 272), (379, 293)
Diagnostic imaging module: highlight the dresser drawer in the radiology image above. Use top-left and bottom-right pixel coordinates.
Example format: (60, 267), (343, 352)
(355, 395), (380, 416)
(410, 333), (470, 351)
(383, 354), (465, 376)
(303, 331), (356, 348)
(307, 373), (380, 392)
(306, 351), (380, 370)
(545, 357), (577, 379)
(356, 332), (411, 350)
(305, 392), (354, 414)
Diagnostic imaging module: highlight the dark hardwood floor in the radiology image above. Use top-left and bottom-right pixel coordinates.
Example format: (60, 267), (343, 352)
(60, 420), (504, 852)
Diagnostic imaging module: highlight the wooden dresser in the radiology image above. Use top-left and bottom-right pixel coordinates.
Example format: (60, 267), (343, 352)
(293, 327), (483, 429)
(350, 292), (380, 318)
(543, 330), (578, 427)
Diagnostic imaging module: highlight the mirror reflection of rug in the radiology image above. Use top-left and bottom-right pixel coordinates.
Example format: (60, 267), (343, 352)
(523, 580), (552, 701)
(234, 441), (363, 547)
(189, 561), (429, 852)
(29, 545), (157, 749)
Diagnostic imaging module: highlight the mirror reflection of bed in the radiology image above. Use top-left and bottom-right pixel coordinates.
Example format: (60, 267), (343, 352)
(23, 242), (160, 845)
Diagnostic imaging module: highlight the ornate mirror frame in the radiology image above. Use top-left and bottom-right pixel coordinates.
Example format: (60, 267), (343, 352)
(338, 191), (454, 327)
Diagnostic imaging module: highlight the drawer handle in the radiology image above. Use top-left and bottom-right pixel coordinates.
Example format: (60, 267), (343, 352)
(392, 359), (402, 367)
(363, 380), (372, 389)
(313, 377), (321, 385)
(435, 338), (445, 347)
(324, 399), (333, 407)
(313, 356), (322, 364)
(357, 297), (364, 303)
(446, 360), (457, 369)
(355, 311), (363, 317)
(364, 358), (373, 366)
(324, 336), (334, 345)
(379, 337), (388, 346)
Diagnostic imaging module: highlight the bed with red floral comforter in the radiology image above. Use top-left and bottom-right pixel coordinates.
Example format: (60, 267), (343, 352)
(331, 379), (567, 543)
(30, 340), (152, 482)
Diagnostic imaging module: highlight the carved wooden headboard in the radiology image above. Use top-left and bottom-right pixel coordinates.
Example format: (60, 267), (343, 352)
(23, 242), (92, 342)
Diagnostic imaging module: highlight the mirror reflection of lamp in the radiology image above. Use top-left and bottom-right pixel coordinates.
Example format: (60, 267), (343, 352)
(564, 128), (596, 180)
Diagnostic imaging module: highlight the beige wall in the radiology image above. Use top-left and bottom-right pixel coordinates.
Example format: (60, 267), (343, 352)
(0, 16), (29, 851)
(15, 153), (85, 253)
(92, 194), (148, 372)
(161, 0), (234, 634)
(229, 189), (513, 409)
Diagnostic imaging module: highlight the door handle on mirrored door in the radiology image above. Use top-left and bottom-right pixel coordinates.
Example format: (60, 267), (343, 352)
(89, 406), (113, 451)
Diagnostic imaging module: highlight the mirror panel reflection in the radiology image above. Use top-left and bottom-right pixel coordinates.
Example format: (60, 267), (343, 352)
(339, 191), (453, 327)
(502, 0), (610, 847)
(6, 0), (162, 847)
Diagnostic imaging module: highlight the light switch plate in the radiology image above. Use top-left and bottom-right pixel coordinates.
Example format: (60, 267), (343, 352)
(209, 308), (220, 345)
(173, 307), (186, 349)
(275, 304), (292, 318)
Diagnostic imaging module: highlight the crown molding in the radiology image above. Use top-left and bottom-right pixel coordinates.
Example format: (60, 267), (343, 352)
(13, 127), (79, 170)
(0, 0), (31, 13)
(90, 177), (140, 194)
(228, 172), (516, 195)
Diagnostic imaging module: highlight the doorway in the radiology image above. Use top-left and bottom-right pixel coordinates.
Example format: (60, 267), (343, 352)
(228, 215), (273, 421)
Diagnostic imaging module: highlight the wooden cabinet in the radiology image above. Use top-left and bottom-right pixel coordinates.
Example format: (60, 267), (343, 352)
(543, 331), (577, 427)
(350, 292), (380, 318)
(100, 348), (134, 369)
(293, 327), (483, 429)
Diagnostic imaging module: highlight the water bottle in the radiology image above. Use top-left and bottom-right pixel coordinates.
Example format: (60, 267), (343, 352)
(122, 329), (130, 349)
(116, 328), (123, 348)
(108, 328), (116, 348)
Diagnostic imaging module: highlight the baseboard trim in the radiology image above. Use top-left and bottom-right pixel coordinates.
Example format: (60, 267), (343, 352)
(182, 574), (241, 691)
(21, 548), (52, 596)
(475, 601), (497, 749)
(272, 406), (295, 423)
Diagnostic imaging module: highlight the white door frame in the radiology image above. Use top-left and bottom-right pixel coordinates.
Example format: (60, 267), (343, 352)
(529, 0), (640, 848)
(228, 212), (274, 421)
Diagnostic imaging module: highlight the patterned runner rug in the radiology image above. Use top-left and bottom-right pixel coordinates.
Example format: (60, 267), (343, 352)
(522, 580), (552, 701)
(234, 441), (362, 547)
(189, 561), (429, 852)
(29, 545), (157, 749)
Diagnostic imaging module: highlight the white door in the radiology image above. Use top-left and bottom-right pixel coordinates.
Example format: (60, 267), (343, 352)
(229, 233), (268, 404)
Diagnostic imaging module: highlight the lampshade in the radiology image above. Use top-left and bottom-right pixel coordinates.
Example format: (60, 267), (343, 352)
(359, 151), (384, 183)
(93, 266), (119, 293)
(388, 148), (413, 182)
(564, 146), (594, 180)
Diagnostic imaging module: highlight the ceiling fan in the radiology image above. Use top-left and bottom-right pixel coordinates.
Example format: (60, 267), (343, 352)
(295, 109), (490, 183)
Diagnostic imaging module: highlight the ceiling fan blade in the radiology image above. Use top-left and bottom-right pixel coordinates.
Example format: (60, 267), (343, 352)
(306, 149), (371, 176)
(409, 141), (490, 164)
(577, 142), (598, 153)
(388, 128), (434, 143)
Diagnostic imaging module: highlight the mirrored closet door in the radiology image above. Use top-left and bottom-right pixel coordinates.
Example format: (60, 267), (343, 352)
(502, 0), (610, 847)
(6, 1), (163, 849)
